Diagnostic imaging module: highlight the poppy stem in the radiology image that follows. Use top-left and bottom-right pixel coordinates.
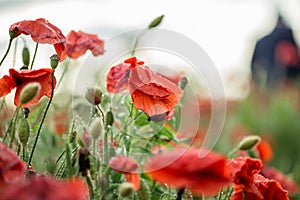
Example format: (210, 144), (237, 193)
(30, 43), (39, 70)
(0, 38), (13, 67)
(27, 71), (55, 169)
(9, 106), (21, 148)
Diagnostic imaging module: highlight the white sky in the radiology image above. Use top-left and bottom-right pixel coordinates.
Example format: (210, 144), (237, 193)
(1, 0), (300, 98)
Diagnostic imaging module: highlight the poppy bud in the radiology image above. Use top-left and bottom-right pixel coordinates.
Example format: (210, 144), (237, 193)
(89, 118), (102, 139)
(238, 135), (261, 151)
(9, 28), (18, 39)
(50, 54), (60, 69)
(118, 182), (135, 197)
(148, 15), (164, 29)
(22, 46), (30, 66)
(106, 111), (114, 126)
(19, 82), (41, 106)
(85, 87), (102, 105)
(179, 77), (188, 90)
(18, 117), (30, 147)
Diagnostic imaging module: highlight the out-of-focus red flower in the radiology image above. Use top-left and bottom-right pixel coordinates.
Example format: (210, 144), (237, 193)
(227, 157), (263, 195)
(144, 147), (231, 196)
(53, 110), (69, 135)
(66, 30), (104, 59)
(256, 139), (273, 162)
(0, 142), (26, 188)
(231, 174), (289, 200)
(228, 157), (289, 200)
(0, 68), (55, 107)
(129, 65), (183, 118)
(9, 18), (66, 61)
(109, 155), (140, 190)
(261, 166), (299, 194)
(106, 57), (144, 93)
(0, 176), (89, 200)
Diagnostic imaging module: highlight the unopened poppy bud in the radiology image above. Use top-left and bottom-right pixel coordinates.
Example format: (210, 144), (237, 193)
(89, 118), (102, 139)
(106, 111), (114, 126)
(148, 15), (164, 29)
(238, 135), (261, 151)
(19, 82), (41, 105)
(85, 87), (102, 105)
(9, 28), (18, 39)
(18, 117), (30, 147)
(118, 182), (135, 197)
(179, 77), (188, 90)
(50, 54), (60, 69)
(22, 46), (30, 66)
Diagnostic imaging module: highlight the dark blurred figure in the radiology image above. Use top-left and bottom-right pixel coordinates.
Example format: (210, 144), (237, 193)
(251, 14), (300, 89)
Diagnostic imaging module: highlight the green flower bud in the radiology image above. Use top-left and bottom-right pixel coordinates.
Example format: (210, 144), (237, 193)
(179, 77), (188, 90)
(19, 82), (41, 106)
(18, 117), (30, 147)
(85, 87), (102, 105)
(50, 54), (60, 69)
(89, 118), (102, 139)
(22, 46), (30, 66)
(238, 135), (261, 151)
(148, 15), (164, 29)
(106, 111), (114, 126)
(9, 28), (18, 39)
(118, 182), (135, 197)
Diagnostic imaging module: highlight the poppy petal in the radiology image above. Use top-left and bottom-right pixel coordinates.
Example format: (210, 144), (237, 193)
(0, 75), (16, 98)
(9, 68), (56, 107)
(124, 173), (140, 191)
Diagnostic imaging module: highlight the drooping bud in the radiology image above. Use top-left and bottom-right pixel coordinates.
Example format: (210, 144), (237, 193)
(118, 182), (135, 197)
(22, 46), (30, 66)
(179, 77), (188, 90)
(106, 111), (114, 126)
(78, 147), (90, 177)
(85, 86), (102, 105)
(50, 54), (60, 69)
(18, 117), (30, 147)
(9, 28), (18, 39)
(238, 135), (261, 151)
(148, 15), (164, 29)
(19, 82), (41, 106)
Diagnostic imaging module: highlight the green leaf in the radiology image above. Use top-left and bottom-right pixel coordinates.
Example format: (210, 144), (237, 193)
(148, 15), (164, 29)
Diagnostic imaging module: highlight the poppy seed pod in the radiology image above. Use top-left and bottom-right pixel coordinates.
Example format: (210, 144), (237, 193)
(85, 87), (102, 105)
(18, 117), (30, 147)
(19, 82), (41, 106)
(238, 135), (261, 151)
(118, 182), (135, 197)
(22, 46), (30, 66)
(89, 118), (102, 139)
(50, 54), (60, 69)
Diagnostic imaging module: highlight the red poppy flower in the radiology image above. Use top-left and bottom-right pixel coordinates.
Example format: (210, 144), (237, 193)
(0, 176), (89, 200)
(66, 30), (104, 59)
(106, 57), (144, 93)
(231, 174), (289, 200)
(261, 166), (299, 194)
(0, 142), (26, 188)
(129, 65), (183, 118)
(109, 155), (140, 190)
(9, 18), (66, 61)
(144, 147), (231, 196)
(8, 68), (55, 107)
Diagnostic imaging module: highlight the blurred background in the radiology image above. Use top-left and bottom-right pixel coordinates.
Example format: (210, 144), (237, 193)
(1, 0), (300, 98)
(1, 0), (300, 197)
